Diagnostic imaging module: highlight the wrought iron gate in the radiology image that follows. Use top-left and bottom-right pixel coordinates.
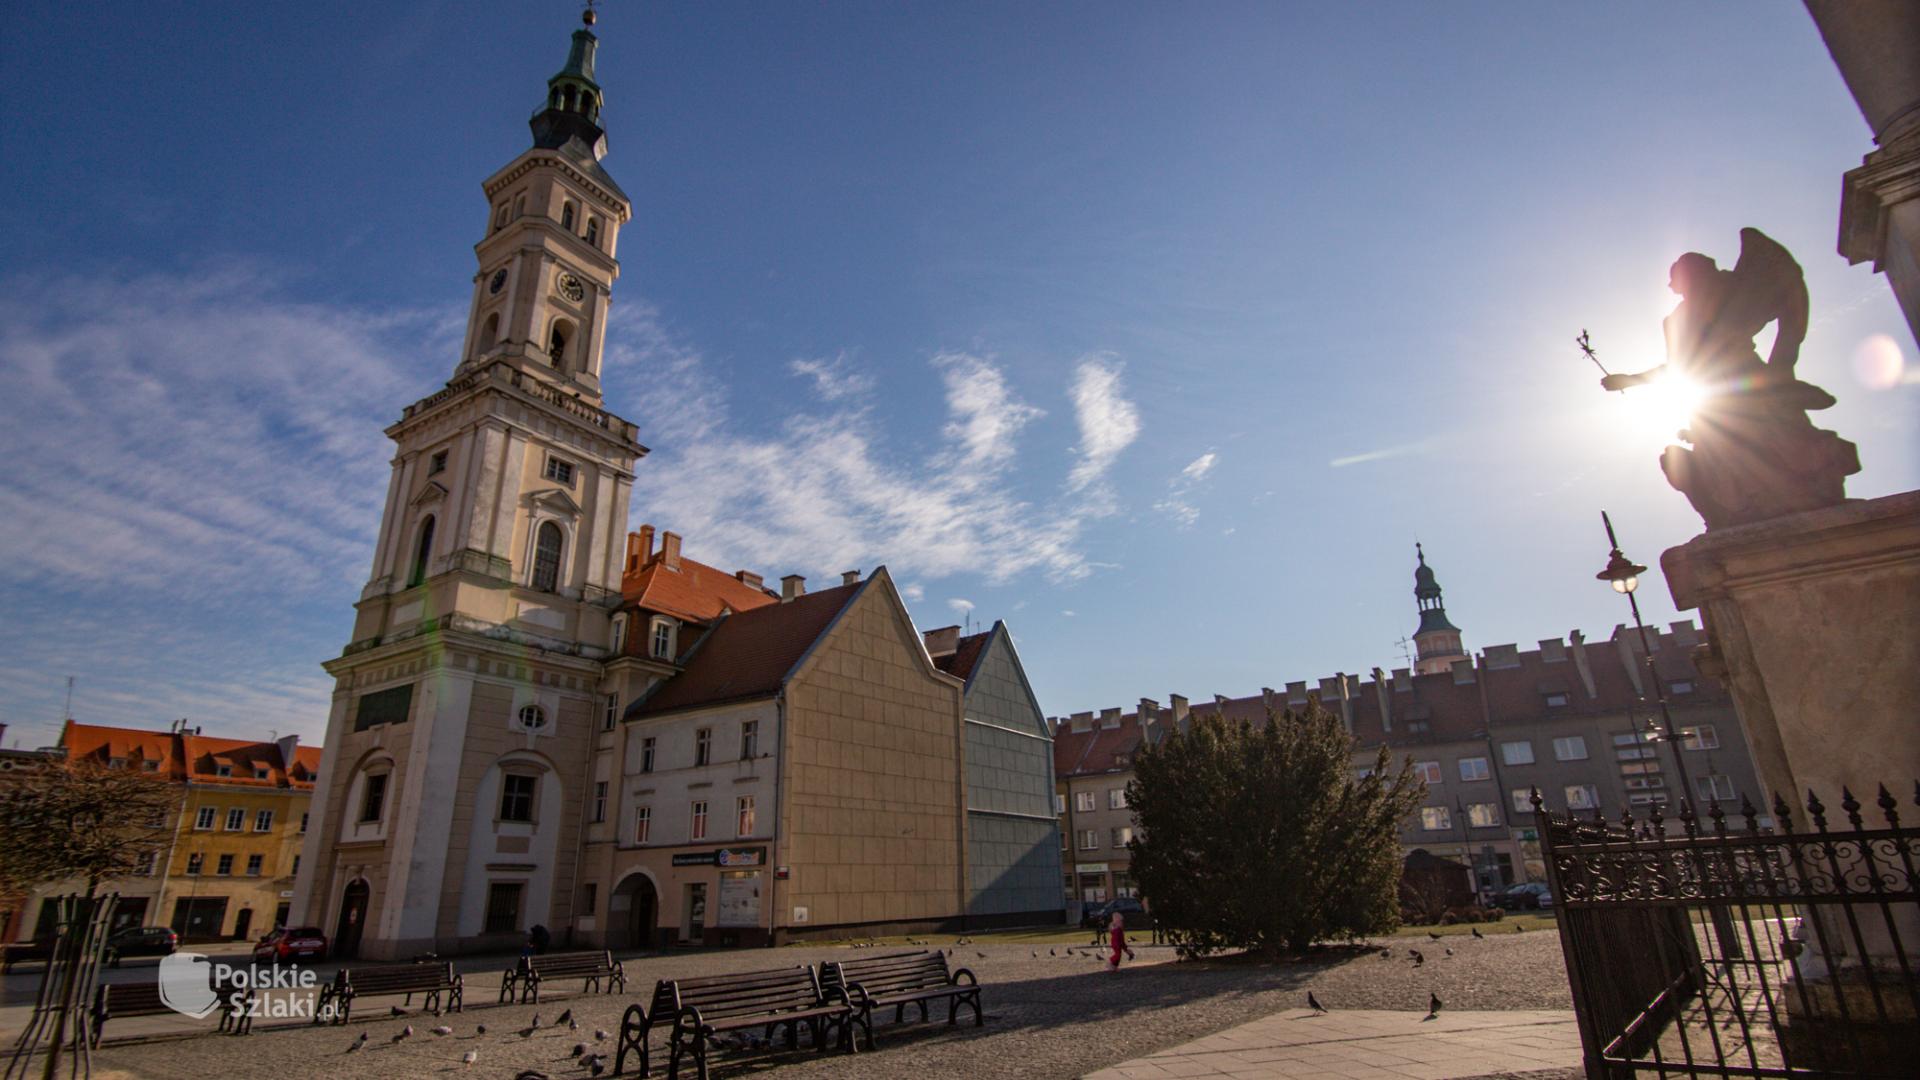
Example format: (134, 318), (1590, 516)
(1536, 786), (1919, 1078)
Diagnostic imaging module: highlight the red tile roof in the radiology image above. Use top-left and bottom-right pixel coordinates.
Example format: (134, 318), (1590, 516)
(621, 551), (779, 627)
(629, 581), (865, 718)
(61, 723), (321, 789)
(933, 630), (991, 683)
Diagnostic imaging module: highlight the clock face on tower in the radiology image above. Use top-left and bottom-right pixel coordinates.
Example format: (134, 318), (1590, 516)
(556, 272), (585, 304)
(488, 269), (508, 295)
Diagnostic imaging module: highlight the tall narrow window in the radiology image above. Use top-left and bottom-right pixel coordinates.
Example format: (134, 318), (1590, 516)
(408, 515), (435, 588)
(640, 737), (655, 773)
(531, 522), (563, 592)
(500, 774), (537, 823)
(690, 800), (708, 841)
(548, 323), (569, 367)
(602, 693), (617, 732)
(739, 720), (757, 760)
(592, 781), (608, 823)
(360, 773), (388, 823)
(651, 620), (673, 659)
(695, 728), (712, 767)
(633, 805), (651, 844)
(585, 218), (600, 246)
(561, 202), (575, 231)
(477, 312), (499, 352)
(736, 796), (755, 836)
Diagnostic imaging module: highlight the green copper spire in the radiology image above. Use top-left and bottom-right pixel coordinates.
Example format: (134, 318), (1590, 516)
(1413, 542), (1461, 635)
(530, 6), (609, 160)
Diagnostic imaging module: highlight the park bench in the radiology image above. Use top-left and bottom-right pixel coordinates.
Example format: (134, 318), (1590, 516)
(818, 949), (983, 1050)
(617, 966), (854, 1079)
(315, 960), (462, 1024)
(501, 949), (626, 1004)
(90, 971), (253, 1043)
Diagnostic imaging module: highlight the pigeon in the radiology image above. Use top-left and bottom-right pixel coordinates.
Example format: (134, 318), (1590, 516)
(1049, 948), (1056, 957)
(1409, 949), (1425, 966)
(1427, 932), (1442, 941)
(569, 1016), (580, 1032)
(589, 1058), (607, 1077)
(1307, 991), (1327, 1013)
(460, 1049), (477, 1067)
(431, 1024), (453, 1036)
(390, 1005), (408, 1017)
(1031, 950), (1038, 958)
(1444, 948), (1454, 957)
(346, 1032), (368, 1053)
(977, 951), (987, 958)
(1471, 927), (1485, 939)
(594, 1029), (610, 1041)
(475, 1024), (487, 1036)
(555, 1009), (573, 1027)
(392, 1024), (413, 1043)
(530, 1013), (541, 1030)
(1514, 924), (1523, 933)
(518, 1024), (537, 1038)
(1426, 993), (1444, 1021)
(571, 1043), (587, 1058)
(514, 1072), (549, 1080)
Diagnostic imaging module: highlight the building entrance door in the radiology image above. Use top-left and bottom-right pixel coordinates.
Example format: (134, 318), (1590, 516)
(334, 880), (369, 959)
(683, 883), (706, 944)
(609, 873), (657, 950)
(232, 908), (252, 942)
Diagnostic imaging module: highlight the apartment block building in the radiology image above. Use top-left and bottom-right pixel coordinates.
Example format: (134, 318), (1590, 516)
(1053, 551), (1765, 909)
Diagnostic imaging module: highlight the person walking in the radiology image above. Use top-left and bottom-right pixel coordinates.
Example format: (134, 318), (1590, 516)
(1107, 911), (1134, 970)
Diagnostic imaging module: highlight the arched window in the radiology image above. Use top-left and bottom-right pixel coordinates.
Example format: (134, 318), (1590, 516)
(531, 521), (563, 592)
(547, 321), (571, 368)
(585, 218), (599, 246)
(514, 195), (526, 219)
(561, 202), (575, 231)
(493, 206), (508, 231)
(408, 515), (436, 588)
(477, 312), (500, 352)
(549, 87), (561, 109)
(563, 86), (578, 113)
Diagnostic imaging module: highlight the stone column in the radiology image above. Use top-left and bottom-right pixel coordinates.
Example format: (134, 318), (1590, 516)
(1661, 490), (1920, 809)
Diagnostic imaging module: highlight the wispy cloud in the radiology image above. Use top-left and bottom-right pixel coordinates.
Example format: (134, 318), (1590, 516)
(899, 582), (925, 602)
(1155, 450), (1219, 527)
(1065, 355), (1141, 510)
(606, 323), (1115, 586)
(1330, 441), (1429, 468)
(947, 597), (975, 614)
(789, 351), (874, 402)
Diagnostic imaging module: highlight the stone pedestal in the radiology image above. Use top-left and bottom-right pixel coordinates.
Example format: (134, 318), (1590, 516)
(1661, 489), (1920, 809)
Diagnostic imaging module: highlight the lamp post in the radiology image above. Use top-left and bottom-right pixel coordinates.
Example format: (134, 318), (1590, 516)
(1594, 511), (1695, 804)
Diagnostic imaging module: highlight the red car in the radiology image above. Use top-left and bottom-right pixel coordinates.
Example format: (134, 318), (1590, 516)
(253, 926), (328, 963)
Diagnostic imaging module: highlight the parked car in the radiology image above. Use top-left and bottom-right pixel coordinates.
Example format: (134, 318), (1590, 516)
(1080, 896), (1150, 929)
(1, 939), (56, 973)
(104, 926), (178, 967)
(1495, 882), (1554, 910)
(253, 926), (328, 963)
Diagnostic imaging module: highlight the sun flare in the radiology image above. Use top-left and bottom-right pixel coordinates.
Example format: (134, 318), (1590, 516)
(1621, 370), (1710, 445)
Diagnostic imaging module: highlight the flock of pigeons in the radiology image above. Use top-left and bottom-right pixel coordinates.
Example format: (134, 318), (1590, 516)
(344, 1005), (614, 1073)
(1307, 925), (1512, 1023)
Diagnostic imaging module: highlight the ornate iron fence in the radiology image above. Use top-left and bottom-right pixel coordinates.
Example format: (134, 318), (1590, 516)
(1536, 785), (1919, 1079)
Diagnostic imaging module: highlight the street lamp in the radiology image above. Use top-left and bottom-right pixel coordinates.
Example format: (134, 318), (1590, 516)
(1595, 511), (1695, 806)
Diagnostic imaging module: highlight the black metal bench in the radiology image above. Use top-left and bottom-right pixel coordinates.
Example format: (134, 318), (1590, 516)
(502, 949), (626, 1004)
(613, 980), (677, 1078)
(819, 949), (983, 1050)
(625, 966), (853, 1079)
(315, 961), (462, 1024)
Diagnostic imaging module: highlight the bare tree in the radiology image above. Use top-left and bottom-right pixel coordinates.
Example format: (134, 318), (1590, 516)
(0, 760), (176, 1079)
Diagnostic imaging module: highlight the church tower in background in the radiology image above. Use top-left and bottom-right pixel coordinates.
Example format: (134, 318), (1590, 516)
(1411, 543), (1468, 676)
(292, 8), (644, 960)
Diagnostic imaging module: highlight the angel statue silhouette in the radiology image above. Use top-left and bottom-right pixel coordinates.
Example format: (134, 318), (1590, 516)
(1598, 227), (1859, 529)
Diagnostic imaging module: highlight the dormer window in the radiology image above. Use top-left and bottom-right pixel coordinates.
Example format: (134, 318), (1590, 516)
(253, 766), (270, 780)
(216, 764), (233, 778)
(109, 757), (126, 769)
(650, 618), (676, 660)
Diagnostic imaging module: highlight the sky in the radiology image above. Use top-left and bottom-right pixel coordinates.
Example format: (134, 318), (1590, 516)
(0, 2), (1913, 750)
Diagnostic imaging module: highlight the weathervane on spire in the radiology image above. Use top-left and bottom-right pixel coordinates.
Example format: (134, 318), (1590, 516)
(582, 0), (598, 27)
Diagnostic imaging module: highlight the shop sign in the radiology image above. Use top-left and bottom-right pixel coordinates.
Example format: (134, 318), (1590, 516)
(718, 870), (762, 927)
(672, 846), (768, 867)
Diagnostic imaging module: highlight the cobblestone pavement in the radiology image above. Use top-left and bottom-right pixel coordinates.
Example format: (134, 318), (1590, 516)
(1085, 1009), (1582, 1079)
(56, 928), (1572, 1079)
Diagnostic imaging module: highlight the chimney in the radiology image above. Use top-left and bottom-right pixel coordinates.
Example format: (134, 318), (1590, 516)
(1070, 711), (1094, 733)
(1260, 687), (1275, 713)
(1450, 658), (1476, 685)
(780, 574), (806, 602)
(923, 625), (961, 658)
(736, 570), (764, 590)
(1668, 620), (1698, 648)
(660, 531), (683, 571)
(1569, 630), (1598, 698)
(1392, 667), (1412, 692)
(636, 525), (655, 567)
(1285, 681), (1308, 706)
(1538, 637), (1567, 663)
(1372, 667), (1391, 731)
(841, 569), (861, 586)
(1138, 698), (1158, 734)
(1169, 694), (1189, 724)
(625, 531), (645, 573)
(1335, 673), (1355, 733)
(1100, 707), (1122, 729)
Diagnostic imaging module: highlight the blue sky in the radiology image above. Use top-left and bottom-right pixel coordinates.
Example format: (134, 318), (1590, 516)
(1, 2), (1913, 749)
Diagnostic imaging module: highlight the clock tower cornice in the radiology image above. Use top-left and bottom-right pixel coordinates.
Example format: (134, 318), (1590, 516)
(475, 222), (620, 278)
(387, 360), (647, 463)
(484, 151), (630, 221)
